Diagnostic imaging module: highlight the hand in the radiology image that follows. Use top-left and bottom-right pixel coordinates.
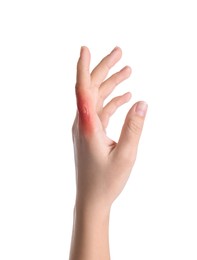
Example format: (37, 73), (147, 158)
(72, 46), (148, 209)
(70, 46), (148, 260)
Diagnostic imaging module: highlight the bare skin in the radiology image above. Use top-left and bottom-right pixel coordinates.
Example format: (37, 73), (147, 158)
(69, 46), (148, 260)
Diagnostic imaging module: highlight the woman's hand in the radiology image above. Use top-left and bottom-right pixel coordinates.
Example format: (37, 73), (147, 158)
(70, 46), (148, 260)
(72, 46), (148, 209)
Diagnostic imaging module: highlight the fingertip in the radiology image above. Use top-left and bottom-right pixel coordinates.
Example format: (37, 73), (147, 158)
(120, 66), (132, 78)
(124, 92), (132, 101)
(112, 46), (121, 52)
(77, 46), (91, 88)
(125, 65), (132, 74)
(80, 46), (90, 59)
(111, 46), (122, 58)
(135, 101), (148, 117)
(78, 46), (91, 68)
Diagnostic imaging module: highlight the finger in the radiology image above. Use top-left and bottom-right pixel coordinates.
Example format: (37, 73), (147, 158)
(100, 92), (131, 129)
(91, 47), (122, 87)
(76, 46), (91, 90)
(100, 66), (132, 100)
(113, 101), (148, 165)
(75, 47), (96, 135)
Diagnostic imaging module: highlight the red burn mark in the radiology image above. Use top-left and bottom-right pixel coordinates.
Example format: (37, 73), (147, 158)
(76, 91), (94, 134)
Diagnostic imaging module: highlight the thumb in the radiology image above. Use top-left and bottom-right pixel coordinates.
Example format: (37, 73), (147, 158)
(114, 101), (148, 164)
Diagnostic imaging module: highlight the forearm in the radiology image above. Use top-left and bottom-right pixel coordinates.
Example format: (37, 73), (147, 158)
(69, 201), (111, 260)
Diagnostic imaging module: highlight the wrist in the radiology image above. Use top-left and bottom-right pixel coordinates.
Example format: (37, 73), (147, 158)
(74, 197), (111, 220)
(69, 198), (111, 260)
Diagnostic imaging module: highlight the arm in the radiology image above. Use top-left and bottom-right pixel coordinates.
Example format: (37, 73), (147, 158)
(69, 46), (148, 260)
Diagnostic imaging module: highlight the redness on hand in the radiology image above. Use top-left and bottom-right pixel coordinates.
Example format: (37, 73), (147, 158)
(76, 91), (94, 135)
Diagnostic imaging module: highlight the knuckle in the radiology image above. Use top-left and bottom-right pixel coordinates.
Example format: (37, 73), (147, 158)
(72, 120), (76, 136)
(122, 156), (135, 168)
(112, 74), (120, 86)
(102, 56), (111, 71)
(104, 61), (111, 71)
(109, 97), (120, 111)
(104, 108), (112, 118)
(72, 116), (78, 139)
(127, 118), (143, 135)
(114, 153), (136, 172)
(113, 96), (120, 105)
(105, 103), (117, 116)
(72, 124), (75, 141)
(75, 83), (83, 92)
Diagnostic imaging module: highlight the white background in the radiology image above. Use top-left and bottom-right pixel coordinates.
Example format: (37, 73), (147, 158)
(0, 0), (197, 259)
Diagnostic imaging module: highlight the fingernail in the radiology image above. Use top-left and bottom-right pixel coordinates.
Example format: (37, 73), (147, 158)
(135, 101), (148, 117)
(111, 46), (119, 53)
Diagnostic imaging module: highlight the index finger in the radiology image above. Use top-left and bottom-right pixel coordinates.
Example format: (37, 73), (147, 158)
(76, 46), (91, 90)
